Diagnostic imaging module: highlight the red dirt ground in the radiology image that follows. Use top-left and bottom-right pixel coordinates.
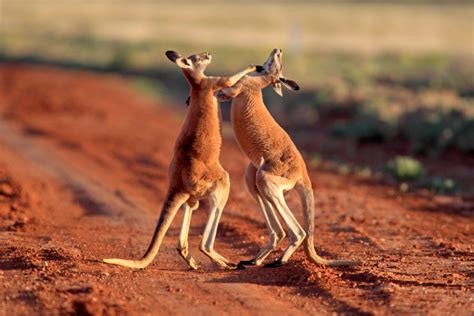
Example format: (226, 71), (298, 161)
(0, 64), (472, 315)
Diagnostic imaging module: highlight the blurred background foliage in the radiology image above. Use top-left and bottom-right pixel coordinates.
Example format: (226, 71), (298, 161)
(1, 0), (473, 194)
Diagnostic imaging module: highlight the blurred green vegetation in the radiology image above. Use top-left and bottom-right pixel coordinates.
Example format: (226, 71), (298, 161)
(2, 1), (472, 72)
(386, 156), (425, 181)
(385, 157), (460, 194)
(418, 176), (457, 194)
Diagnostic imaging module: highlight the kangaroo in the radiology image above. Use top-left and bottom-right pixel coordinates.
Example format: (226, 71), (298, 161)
(103, 51), (258, 270)
(218, 49), (358, 268)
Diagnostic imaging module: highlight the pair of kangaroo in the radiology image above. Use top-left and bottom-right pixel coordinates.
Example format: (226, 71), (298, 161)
(104, 49), (357, 270)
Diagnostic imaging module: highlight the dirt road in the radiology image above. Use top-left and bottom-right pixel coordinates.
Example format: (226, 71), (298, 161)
(0, 64), (472, 315)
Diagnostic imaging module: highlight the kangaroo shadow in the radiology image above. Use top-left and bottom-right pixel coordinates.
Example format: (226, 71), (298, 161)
(209, 260), (388, 315)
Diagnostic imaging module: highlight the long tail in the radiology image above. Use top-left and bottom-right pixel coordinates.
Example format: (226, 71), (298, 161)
(298, 175), (359, 267)
(103, 193), (188, 269)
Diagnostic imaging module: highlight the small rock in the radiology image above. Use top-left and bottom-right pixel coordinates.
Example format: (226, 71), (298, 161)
(0, 183), (15, 197)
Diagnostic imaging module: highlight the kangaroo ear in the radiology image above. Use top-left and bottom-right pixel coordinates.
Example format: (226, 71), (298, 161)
(272, 82), (283, 97)
(175, 57), (192, 69)
(165, 50), (180, 62)
(280, 77), (300, 91)
(166, 50), (192, 69)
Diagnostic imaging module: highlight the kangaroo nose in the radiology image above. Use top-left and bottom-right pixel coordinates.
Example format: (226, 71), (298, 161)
(273, 48), (282, 55)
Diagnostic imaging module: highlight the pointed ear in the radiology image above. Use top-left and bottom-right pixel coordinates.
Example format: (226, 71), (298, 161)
(272, 82), (283, 97)
(280, 77), (300, 91)
(175, 57), (192, 69)
(165, 50), (192, 69)
(165, 50), (180, 62)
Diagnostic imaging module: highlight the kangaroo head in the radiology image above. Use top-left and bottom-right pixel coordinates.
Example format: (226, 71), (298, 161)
(166, 50), (212, 81)
(262, 48), (300, 96)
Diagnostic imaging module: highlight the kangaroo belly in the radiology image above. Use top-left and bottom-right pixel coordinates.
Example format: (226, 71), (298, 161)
(170, 157), (224, 199)
(233, 113), (294, 158)
(233, 124), (270, 165)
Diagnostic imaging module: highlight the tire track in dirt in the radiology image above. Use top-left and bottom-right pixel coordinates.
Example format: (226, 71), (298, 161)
(0, 119), (148, 224)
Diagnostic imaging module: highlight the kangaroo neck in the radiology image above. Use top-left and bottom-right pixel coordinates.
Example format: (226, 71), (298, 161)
(232, 88), (271, 121)
(188, 88), (219, 119)
(180, 87), (222, 158)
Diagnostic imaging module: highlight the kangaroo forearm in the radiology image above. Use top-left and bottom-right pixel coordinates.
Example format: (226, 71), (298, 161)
(217, 66), (256, 88)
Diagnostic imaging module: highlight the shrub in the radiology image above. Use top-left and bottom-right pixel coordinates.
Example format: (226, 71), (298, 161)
(418, 176), (457, 194)
(386, 156), (425, 181)
(454, 119), (474, 154)
(399, 109), (466, 155)
(330, 112), (393, 143)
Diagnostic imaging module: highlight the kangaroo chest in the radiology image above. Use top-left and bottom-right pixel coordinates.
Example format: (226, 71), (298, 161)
(176, 93), (222, 163)
(231, 98), (279, 165)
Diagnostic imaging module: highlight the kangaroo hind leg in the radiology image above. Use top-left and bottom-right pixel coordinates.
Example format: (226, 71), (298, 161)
(239, 163), (286, 267)
(256, 171), (306, 268)
(199, 173), (235, 269)
(177, 201), (199, 270)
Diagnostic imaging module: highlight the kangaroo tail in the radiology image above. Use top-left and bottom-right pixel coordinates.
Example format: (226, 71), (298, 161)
(299, 175), (359, 267)
(103, 193), (188, 269)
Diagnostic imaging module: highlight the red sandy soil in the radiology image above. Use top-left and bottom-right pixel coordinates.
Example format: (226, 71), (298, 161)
(0, 64), (472, 315)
